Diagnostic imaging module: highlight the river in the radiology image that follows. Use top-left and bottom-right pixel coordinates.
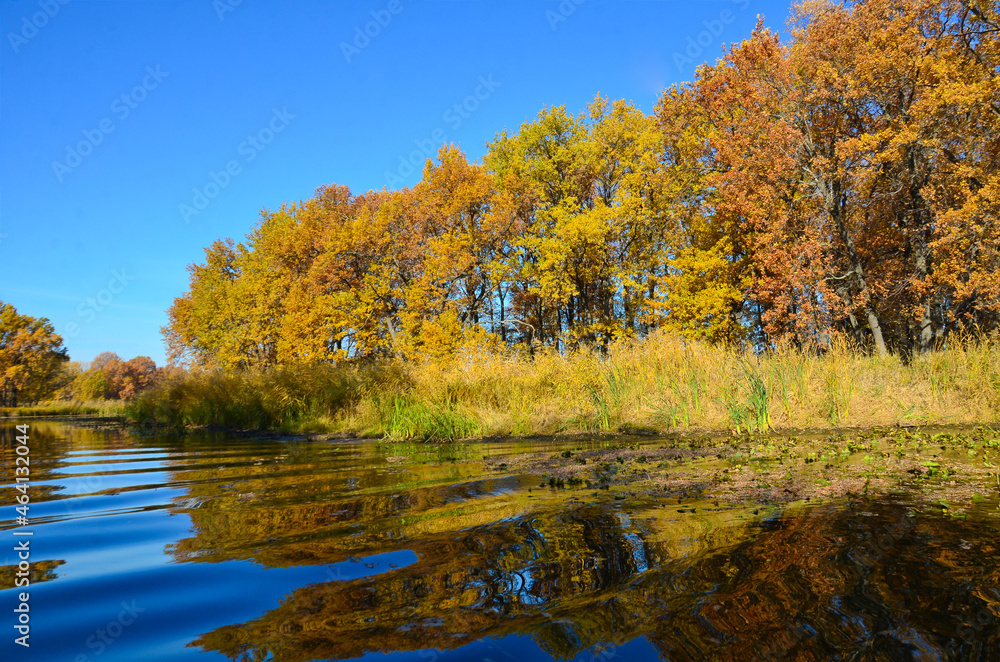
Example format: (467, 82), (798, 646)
(1, 420), (998, 660)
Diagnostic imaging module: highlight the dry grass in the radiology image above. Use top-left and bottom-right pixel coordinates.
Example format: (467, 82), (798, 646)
(126, 331), (1000, 439)
(0, 399), (125, 418)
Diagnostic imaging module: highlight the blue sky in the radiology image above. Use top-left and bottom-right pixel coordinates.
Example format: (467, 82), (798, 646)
(1, 0), (793, 366)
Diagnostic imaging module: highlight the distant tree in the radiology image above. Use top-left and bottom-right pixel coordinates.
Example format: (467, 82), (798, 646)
(0, 301), (69, 406)
(72, 369), (111, 400)
(116, 356), (157, 399)
(91, 351), (121, 373)
(71, 352), (160, 400)
(54, 361), (84, 399)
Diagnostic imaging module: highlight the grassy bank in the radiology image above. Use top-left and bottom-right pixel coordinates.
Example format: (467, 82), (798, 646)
(124, 332), (1000, 440)
(1, 399), (125, 418)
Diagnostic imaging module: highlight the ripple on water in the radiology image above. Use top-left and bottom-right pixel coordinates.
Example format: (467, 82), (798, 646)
(0, 422), (998, 661)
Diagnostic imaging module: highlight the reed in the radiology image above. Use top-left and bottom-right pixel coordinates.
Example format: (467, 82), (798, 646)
(125, 330), (1000, 440)
(1, 400), (125, 418)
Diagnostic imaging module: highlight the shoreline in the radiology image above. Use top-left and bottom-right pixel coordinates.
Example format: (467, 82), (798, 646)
(120, 335), (1000, 441)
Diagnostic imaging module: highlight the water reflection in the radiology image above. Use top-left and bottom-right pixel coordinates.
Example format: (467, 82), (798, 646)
(1, 422), (998, 661)
(189, 496), (1000, 661)
(0, 558), (64, 590)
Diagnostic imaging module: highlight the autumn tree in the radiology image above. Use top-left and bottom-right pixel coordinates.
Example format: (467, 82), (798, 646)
(779, 0), (1000, 353)
(394, 146), (509, 358)
(485, 96), (672, 351)
(163, 0), (1000, 364)
(0, 302), (69, 406)
(652, 0), (1000, 354)
(70, 352), (160, 400)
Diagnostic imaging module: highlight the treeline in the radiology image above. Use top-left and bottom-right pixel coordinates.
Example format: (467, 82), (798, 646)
(66, 352), (164, 401)
(1, 301), (164, 407)
(166, 0), (1000, 368)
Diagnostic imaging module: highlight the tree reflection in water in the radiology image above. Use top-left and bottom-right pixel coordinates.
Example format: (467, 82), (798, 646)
(187, 483), (1000, 661)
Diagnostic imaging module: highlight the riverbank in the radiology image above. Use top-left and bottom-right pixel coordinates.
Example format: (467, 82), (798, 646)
(123, 332), (1000, 440)
(1, 399), (125, 418)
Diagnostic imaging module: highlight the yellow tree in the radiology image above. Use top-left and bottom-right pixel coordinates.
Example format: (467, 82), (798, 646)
(485, 96), (668, 351)
(485, 104), (592, 348)
(164, 239), (259, 367)
(0, 302), (68, 406)
(392, 146), (510, 359)
(655, 82), (756, 345)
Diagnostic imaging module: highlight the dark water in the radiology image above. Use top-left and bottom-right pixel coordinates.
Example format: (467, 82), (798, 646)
(1, 421), (999, 661)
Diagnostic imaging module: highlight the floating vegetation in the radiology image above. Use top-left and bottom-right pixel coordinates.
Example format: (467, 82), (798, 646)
(483, 426), (1000, 511)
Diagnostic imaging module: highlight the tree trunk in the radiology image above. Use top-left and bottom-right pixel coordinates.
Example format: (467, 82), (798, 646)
(827, 184), (887, 356)
(908, 146), (934, 355)
(864, 305), (887, 357)
(384, 317), (401, 359)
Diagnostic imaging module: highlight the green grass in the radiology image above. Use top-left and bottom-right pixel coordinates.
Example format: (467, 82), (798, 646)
(377, 396), (482, 441)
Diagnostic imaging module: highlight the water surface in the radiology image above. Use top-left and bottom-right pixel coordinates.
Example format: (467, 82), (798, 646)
(1, 421), (999, 661)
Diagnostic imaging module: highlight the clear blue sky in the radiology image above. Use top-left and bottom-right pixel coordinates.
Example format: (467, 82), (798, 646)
(1, 0), (793, 366)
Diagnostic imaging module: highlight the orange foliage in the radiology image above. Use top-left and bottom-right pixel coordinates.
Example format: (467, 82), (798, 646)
(166, 0), (1000, 366)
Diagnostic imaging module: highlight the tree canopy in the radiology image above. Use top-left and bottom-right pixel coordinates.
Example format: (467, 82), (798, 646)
(0, 302), (69, 406)
(165, 0), (1000, 367)
(70, 352), (159, 400)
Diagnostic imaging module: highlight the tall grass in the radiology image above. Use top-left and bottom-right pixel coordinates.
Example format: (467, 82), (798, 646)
(125, 362), (404, 432)
(125, 331), (1000, 440)
(376, 396), (482, 441)
(1, 400), (125, 418)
